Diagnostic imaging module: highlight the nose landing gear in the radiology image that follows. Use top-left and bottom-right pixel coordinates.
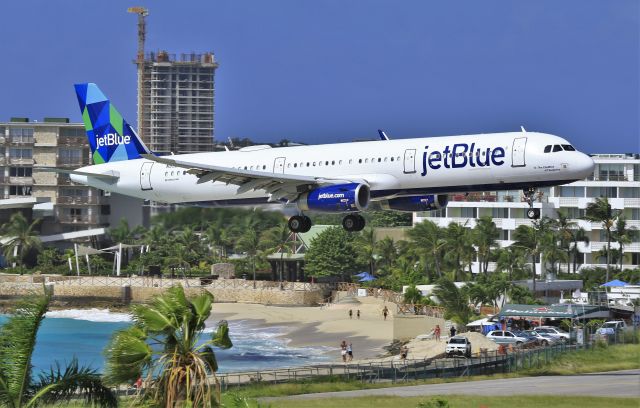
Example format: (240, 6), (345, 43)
(523, 187), (541, 220)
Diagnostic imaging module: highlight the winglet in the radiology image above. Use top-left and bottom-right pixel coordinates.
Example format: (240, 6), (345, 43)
(378, 129), (390, 140)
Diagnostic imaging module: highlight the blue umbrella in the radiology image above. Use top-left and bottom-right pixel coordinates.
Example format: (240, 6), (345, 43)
(600, 279), (628, 287)
(359, 275), (376, 282)
(354, 272), (369, 278)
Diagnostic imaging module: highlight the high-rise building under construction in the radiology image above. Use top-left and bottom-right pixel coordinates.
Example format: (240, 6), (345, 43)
(137, 51), (218, 154)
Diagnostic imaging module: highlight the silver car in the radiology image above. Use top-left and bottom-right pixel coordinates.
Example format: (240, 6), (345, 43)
(523, 329), (559, 346)
(485, 330), (534, 346)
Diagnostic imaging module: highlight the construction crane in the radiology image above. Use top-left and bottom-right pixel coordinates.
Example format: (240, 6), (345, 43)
(127, 6), (148, 64)
(127, 6), (149, 143)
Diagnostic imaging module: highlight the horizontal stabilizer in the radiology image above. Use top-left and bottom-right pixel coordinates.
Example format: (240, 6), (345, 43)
(37, 167), (120, 183)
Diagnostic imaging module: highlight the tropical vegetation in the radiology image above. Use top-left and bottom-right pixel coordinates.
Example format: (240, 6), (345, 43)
(0, 292), (117, 408)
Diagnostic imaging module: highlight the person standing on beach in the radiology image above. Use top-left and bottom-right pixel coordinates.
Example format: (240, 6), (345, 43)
(340, 340), (348, 362)
(357, 309), (360, 319)
(450, 325), (456, 338)
(434, 325), (441, 342)
(382, 306), (389, 320)
(347, 342), (353, 361)
(348, 309), (353, 319)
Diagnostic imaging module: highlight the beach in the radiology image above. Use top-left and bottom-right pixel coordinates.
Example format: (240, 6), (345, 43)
(208, 296), (397, 361)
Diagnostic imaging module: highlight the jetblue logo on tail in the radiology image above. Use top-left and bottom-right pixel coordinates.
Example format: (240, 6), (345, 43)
(96, 133), (131, 147)
(421, 143), (505, 176)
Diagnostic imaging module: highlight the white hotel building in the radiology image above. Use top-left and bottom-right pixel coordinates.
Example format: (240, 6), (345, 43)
(413, 153), (640, 274)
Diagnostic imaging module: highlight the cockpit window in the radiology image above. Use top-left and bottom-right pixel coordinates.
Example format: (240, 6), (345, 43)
(562, 144), (576, 151)
(553, 145), (563, 152)
(544, 145), (552, 153)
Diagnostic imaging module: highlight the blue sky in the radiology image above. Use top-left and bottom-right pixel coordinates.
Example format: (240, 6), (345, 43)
(0, 1), (637, 153)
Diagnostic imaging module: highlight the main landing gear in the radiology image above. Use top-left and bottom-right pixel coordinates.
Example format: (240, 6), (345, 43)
(287, 213), (366, 233)
(342, 214), (366, 232)
(523, 187), (540, 220)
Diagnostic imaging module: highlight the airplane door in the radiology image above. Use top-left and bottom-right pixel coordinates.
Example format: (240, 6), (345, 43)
(273, 157), (286, 173)
(403, 149), (416, 174)
(140, 162), (154, 190)
(512, 137), (527, 167)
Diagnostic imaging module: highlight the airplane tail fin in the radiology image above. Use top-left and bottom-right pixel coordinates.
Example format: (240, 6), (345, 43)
(74, 83), (151, 164)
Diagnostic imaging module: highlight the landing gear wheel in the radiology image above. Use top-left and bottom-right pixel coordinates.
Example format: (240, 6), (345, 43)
(300, 215), (312, 233)
(342, 214), (366, 232)
(288, 216), (304, 233)
(527, 208), (540, 220)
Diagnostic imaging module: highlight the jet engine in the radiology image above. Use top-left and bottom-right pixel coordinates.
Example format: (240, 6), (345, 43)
(297, 183), (370, 213)
(379, 195), (448, 212)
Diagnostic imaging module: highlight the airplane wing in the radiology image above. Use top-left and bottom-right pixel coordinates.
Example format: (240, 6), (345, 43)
(141, 154), (368, 202)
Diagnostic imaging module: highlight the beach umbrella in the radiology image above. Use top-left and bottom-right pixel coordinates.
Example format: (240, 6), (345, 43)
(600, 279), (628, 287)
(354, 272), (369, 278)
(359, 273), (376, 282)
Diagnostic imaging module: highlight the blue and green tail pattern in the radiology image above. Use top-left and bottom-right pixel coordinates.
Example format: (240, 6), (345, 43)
(74, 83), (151, 164)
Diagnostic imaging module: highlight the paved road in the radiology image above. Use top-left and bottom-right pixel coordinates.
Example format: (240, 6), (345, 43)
(262, 370), (640, 402)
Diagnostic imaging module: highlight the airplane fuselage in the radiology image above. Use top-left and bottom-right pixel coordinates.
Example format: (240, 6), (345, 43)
(71, 131), (595, 206)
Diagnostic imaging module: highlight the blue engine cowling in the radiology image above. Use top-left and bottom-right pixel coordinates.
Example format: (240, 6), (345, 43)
(380, 195), (448, 212)
(298, 183), (370, 213)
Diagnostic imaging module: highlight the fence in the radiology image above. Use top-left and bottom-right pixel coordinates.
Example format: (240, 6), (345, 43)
(216, 332), (639, 391)
(51, 275), (333, 292)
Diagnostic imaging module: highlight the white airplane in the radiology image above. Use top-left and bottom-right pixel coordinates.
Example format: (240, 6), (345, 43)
(64, 83), (595, 233)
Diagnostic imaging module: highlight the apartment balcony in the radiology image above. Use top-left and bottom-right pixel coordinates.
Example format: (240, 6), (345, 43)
(8, 177), (33, 185)
(56, 195), (106, 205)
(0, 157), (6, 166)
(58, 136), (87, 147)
(57, 214), (108, 225)
(9, 158), (34, 165)
(56, 159), (85, 168)
(9, 139), (34, 145)
(623, 198), (640, 207)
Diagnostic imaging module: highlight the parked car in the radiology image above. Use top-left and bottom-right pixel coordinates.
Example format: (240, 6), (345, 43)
(536, 326), (573, 342)
(485, 330), (534, 346)
(596, 320), (629, 336)
(523, 330), (560, 346)
(445, 336), (472, 357)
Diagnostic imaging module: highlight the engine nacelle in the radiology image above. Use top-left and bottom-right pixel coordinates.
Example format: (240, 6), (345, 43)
(380, 195), (448, 212)
(298, 183), (370, 213)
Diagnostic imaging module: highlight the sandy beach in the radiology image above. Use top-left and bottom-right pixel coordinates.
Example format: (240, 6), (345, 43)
(208, 296), (396, 361)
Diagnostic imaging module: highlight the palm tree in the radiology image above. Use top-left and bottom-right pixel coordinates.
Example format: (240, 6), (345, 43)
(375, 236), (397, 276)
(408, 220), (446, 278)
(513, 217), (556, 293)
(432, 278), (473, 325)
(570, 227), (589, 274)
(0, 213), (41, 268)
(584, 197), (621, 282)
(104, 286), (231, 407)
(444, 222), (473, 281)
(236, 228), (262, 287)
(356, 227), (377, 276)
(556, 211), (577, 274)
(613, 217), (637, 271)
(0, 293), (117, 408)
(495, 246), (526, 281)
(473, 216), (500, 275)
(261, 223), (293, 282)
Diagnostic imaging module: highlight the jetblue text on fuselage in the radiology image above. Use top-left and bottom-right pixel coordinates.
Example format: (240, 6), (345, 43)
(421, 143), (505, 176)
(96, 133), (130, 148)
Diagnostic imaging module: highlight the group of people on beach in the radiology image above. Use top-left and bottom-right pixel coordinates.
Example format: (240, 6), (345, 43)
(340, 340), (353, 362)
(433, 324), (457, 341)
(348, 309), (361, 319)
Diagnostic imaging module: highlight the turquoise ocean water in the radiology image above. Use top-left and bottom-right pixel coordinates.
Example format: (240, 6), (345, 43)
(0, 309), (332, 375)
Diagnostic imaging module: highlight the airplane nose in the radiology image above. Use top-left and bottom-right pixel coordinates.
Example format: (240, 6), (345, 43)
(576, 153), (595, 178)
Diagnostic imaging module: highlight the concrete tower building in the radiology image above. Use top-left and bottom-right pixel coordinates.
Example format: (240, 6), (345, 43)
(138, 51), (218, 155)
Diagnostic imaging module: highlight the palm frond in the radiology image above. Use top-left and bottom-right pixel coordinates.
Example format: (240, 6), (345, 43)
(27, 358), (117, 408)
(0, 292), (50, 406)
(103, 325), (152, 385)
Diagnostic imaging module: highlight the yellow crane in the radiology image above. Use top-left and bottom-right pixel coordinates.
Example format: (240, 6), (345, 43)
(127, 6), (148, 64)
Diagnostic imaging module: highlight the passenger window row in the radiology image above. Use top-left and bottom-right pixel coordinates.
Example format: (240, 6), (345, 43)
(232, 155), (403, 171)
(544, 144), (576, 153)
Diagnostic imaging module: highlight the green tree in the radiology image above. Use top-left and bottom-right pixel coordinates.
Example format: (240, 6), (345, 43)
(513, 217), (556, 293)
(36, 248), (58, 273)
(495, 246), (526, 281)
(375, 236), (397, 276)
(583, 197), (621, 283)
(356, 227), (377, 276)
(403, 285), (423, 304)
(508, 284), (539, 304)
(304, 227), (363, 279)
(408, 220), (446, 279)
(0, 292), (117, 408)
(0, 213), (42, 268)
(260, 223), (292, 282)
(236, 228), (262, 287)
(613, 217), (637, 271)
(443, 222), (474, 281)
(556, 211), (577, 274)
(473, 216), (500, 275)
(104, 286), (231, 407)
(570, 227), (590, 274)
(432, 278), (473, 325)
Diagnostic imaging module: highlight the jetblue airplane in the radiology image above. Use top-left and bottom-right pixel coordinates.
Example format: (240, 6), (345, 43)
(64, 83), (595, 233)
